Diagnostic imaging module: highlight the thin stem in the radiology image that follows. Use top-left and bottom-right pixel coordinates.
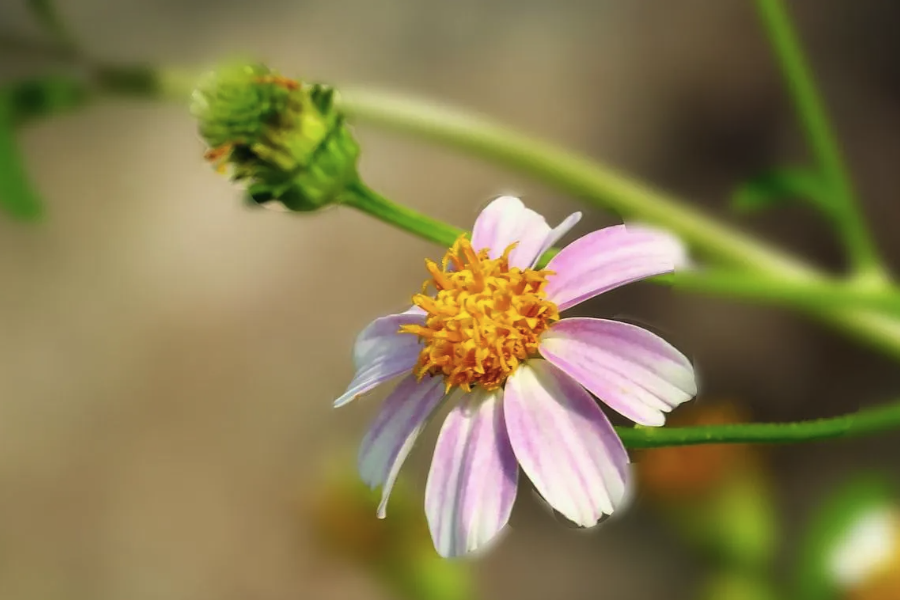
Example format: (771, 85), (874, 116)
(343, 181), (465, 247)
(617, 398), (900, 449)
(755, 0), (884, 277)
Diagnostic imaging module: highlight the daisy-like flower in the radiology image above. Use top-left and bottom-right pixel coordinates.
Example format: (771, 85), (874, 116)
(335, 196), (697, 558)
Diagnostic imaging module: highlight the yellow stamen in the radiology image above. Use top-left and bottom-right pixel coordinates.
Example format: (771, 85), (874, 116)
(400, 235), (559, 392)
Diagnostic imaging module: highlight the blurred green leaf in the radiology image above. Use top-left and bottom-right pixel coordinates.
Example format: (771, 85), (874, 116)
(5, 74), (90, 126)
(382, 550), (475, 600)
(702, 571), (780, 600)
(732, 168), (832, 215)
(666, 471), (778, 572)
(0, 74), (92, 221)
(795, 473), (896, 600)
(0, 98), (43, 220)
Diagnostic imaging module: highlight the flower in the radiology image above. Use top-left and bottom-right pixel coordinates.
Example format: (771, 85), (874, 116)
(334, 196), (697, 558)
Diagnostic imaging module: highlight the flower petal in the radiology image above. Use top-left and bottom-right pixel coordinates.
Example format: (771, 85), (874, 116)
(505, 359), (628, 527)
(358, 374), (447, 517)
(540, 318), (697, 426)
(529, 211), (582, 268)
(425, 387), (519, 558)
(471, 196), (579, 269)
(544, 224), (687, 311)
(334, 310), (425, 408)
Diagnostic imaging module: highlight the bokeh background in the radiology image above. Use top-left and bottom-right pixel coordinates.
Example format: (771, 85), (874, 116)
(1, 1), (899, 598)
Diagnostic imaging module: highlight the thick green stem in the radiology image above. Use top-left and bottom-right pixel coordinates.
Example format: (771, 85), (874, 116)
(673, 270), (900, 315)
(755, 0), (884, 277)
(617, 398), (900, 449)
(341, 89), (810, 277)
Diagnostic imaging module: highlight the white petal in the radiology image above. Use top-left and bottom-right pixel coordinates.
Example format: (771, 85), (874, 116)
(471, 196), (579, 269)
(540, 318), (696, 426)
(358, 374), (447, 517)
(334, 310), (424, 408)
(505, 360), (628, 527)
(529, 211), (582, 267)
(425, 388), (519, 558)
(544, 224), (687, 311)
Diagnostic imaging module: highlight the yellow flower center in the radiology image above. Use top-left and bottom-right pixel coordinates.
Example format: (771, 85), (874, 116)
(400, 235), (559, 392)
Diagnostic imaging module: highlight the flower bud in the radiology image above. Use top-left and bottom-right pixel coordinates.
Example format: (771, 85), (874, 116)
(191, 62), (360, 212)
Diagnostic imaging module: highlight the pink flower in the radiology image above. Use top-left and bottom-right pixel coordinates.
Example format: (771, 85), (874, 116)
(334, 196), (697, 558)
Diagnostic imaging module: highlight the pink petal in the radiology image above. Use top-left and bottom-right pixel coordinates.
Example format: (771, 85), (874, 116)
(471, 196), (579, 269)
(425, 388), (519, 558)
(505, 359), (628, 527)
(544, 224), (686, 311)
(334, 310), (425, 408)
(540, 318), (697, 426)
(358, 374), (447, 517)
(529, 211), (583, 267)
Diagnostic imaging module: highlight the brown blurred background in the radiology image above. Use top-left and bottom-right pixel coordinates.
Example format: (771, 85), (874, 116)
(1, 1), (899, 598)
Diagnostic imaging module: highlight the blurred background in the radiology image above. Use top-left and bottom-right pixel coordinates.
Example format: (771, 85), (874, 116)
(1, 1), (899, 598)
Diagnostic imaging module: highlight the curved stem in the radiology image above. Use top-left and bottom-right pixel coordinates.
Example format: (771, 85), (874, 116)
(340, 88), (810, 277)
(617, 398), (900, 449)
(343, 181), (465, 247)
(756, 0), (884, 278)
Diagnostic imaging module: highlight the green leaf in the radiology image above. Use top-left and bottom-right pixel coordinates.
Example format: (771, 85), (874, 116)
(5, 74), (90, 127)
(794, 473), (897, 600)
(667, 472), (778, 571)
(702, 572), (779, 600)
(731, 168), (833, 215)
(0, 98), (43, 220)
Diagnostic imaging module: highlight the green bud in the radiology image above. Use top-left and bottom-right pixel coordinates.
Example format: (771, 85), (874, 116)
(191, 62), (360, 212)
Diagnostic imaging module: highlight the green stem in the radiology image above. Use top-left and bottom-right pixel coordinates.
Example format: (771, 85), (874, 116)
(343, 181), (465, 247)
(755, 0), (884, 277)
(341, 88), (810, 277)
(617, 398), (900, 449)
(673, 270), (900, 315)
(346, 181), (900, 317)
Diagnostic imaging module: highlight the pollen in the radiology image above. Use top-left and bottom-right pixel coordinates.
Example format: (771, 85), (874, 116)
(400, 235), (559, 392)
